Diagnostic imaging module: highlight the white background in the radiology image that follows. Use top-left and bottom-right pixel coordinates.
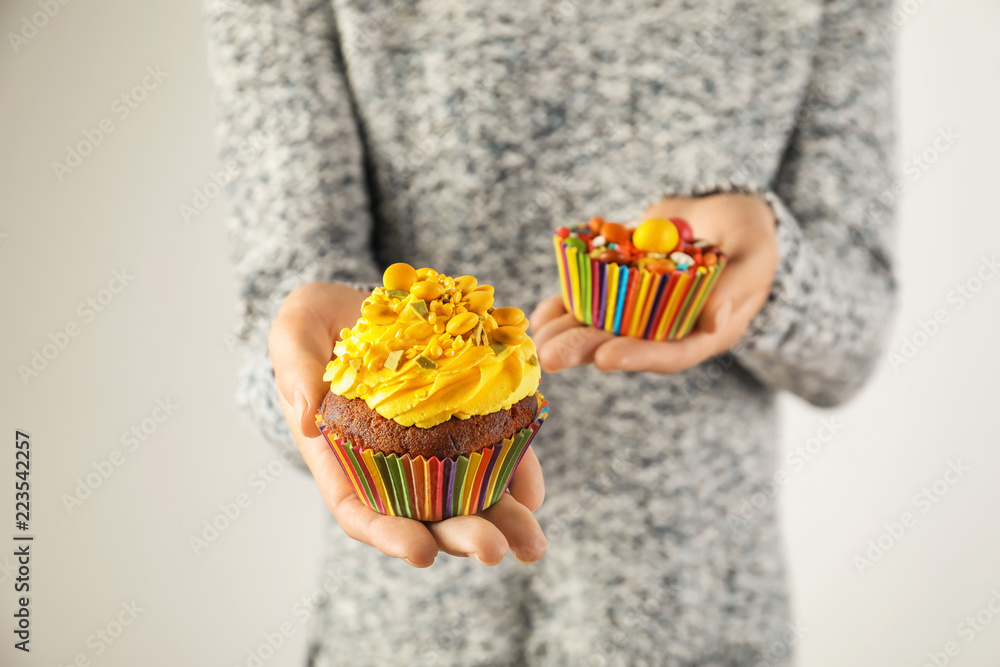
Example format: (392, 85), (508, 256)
(1, 1), (998, 665)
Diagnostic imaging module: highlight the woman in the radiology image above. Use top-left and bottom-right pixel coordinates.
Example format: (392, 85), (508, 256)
(206, 0), (896, 664)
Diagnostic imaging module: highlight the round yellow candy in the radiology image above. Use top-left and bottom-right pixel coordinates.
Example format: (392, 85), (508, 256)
(632, 218), (679, 254)
(383, 263), (417, 291)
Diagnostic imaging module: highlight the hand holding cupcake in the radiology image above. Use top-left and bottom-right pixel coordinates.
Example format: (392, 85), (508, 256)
(268, 271), (548, 568)
(534, 193), (779, 375)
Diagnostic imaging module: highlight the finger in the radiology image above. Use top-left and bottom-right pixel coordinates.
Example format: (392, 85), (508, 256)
(697, 257), (772, 335)
(537, 322), (615, 372)
(531, 312), (582, 351)
(529, 294), (568, 334)
(479, 493), (547, 564)
(280, 393), (438, 567)
(507, 446), (544, 511)
(427, 516), (509, 566)
(269, 285), (350, 437)
(593, 331), (725, 375)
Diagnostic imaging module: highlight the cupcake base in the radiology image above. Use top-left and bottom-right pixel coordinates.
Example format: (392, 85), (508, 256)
(317, 393), (549, 521)
(555, 235), (726, 340)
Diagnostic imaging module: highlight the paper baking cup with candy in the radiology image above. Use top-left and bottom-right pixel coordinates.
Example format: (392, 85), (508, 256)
(553, 217), (727, 340)
(317, 394), (549, 522)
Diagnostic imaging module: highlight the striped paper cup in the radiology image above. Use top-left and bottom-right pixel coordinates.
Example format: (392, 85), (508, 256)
(317, 393), (549, 521)
(553, 235), (727, 340)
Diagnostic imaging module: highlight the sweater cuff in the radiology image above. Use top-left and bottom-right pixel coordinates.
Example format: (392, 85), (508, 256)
(732, 192), (804, 359)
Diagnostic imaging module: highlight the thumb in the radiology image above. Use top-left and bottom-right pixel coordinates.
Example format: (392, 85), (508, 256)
(269, 285), (357, 438)
(696, 255), (772, 336)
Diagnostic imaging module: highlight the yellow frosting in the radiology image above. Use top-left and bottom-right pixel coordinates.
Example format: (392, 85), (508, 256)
(324, 265), (541, 428)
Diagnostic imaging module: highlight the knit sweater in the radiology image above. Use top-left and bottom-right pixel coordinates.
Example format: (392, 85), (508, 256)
(205, 0), (896, 664)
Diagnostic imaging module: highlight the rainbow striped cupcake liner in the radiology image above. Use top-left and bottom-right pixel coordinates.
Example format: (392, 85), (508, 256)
(317, 394), (549, 521)
(554, 236), (726, 340)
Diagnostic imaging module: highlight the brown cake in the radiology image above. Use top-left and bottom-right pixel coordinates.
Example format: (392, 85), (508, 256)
(320, 391), (538, 459)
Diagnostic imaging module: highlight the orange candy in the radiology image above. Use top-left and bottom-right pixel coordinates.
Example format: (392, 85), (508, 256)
(638, 257), (676, 274)
(588, 216), (606, 232)
(600, 222), (630, 244)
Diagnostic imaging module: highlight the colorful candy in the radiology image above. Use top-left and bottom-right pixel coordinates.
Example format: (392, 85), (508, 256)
(596, 249), (628, 264)
(600, 222), (631, 245)
(552, 217), (727, 341)
(638, 257), (676, 274)
(632, 218), (679, 254)
(671, 218), (694, 244)
(564, 237), (588, 253)
(670, 252), (694, 270)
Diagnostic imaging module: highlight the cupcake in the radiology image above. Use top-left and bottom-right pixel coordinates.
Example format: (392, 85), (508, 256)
(553, 217), (727, 340)
(316, 263), (548, 521)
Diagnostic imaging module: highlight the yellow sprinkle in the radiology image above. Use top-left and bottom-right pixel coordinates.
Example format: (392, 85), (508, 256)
(446, 311), (479, 336)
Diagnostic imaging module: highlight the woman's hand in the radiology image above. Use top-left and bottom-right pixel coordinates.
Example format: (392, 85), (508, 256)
(268, 282), (547, 567)
(531, 193), (778, 374)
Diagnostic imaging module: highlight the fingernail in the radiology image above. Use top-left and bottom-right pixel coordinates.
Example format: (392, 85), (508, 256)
(468, 552), (486, 566)
(293, 390), (309, 431)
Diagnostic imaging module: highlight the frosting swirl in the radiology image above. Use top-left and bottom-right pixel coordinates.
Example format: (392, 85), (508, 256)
(324, 264), (541, 428)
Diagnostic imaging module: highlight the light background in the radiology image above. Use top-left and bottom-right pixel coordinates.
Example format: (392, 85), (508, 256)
(1, 1), (998, 665)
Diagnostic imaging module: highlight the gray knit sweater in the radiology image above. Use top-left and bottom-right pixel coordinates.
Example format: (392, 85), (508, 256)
(206, 1), (896, 664)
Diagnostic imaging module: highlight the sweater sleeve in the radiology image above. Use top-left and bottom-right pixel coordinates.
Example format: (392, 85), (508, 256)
(729, 0), (898, 407)
(205, 0), (381, 453)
